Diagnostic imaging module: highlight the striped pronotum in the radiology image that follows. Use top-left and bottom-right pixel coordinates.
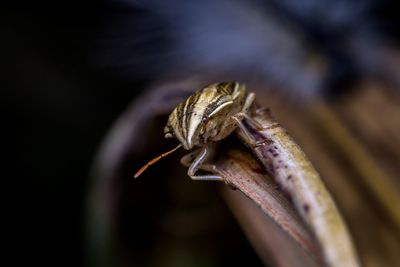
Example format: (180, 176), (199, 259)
(164, 82), (247, 150)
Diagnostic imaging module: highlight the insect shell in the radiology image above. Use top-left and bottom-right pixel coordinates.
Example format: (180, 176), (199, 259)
(164, 82), (247, 150)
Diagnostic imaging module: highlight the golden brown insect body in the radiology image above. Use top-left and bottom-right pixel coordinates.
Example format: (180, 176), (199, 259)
(164, 82), (248, 150)
(135, 82), (255, 180)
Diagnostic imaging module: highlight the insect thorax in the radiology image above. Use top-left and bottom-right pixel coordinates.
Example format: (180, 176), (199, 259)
(164, 82), (246, 149)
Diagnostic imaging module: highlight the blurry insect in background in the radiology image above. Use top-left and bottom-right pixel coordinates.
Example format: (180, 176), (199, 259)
(134, 82), (256, 180)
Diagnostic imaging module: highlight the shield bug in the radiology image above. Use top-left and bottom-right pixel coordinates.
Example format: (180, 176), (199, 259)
(134, 82), (255, 180)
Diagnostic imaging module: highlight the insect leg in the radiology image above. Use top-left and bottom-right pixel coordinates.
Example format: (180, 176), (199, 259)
(180, 148), (201, 167)
(233, 92), (274, 145)
(242, 92), (256, 113)
(232, 115), (273, 148)
(184, 144), (223, 181)
(230, 92), (264, 145)
(234, 112), (264, 130)
(237, 92), (277, 131)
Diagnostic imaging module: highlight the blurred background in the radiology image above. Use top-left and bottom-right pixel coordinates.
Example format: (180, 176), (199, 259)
(4, 1), (400, 266)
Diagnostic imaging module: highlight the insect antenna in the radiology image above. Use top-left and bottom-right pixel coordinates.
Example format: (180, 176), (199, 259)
(134, 144), (183, 178)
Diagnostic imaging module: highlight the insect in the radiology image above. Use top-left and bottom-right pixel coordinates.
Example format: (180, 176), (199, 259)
(134, 82), (255, 180)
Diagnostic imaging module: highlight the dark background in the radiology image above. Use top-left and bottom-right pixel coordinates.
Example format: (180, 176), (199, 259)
(3, 1), (399, 266)
(2, 7), (143, 266)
